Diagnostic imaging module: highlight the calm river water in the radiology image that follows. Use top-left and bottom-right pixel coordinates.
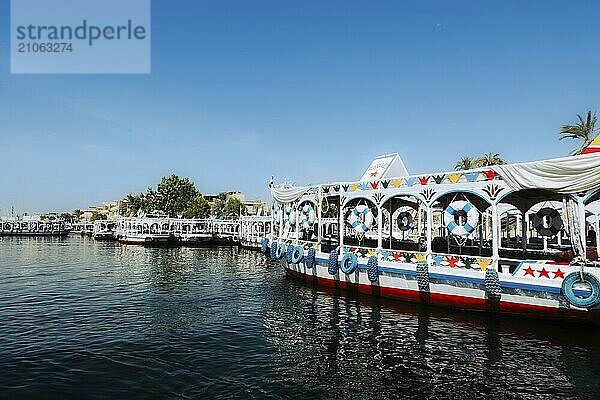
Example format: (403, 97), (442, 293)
(1, 237), (599, 399)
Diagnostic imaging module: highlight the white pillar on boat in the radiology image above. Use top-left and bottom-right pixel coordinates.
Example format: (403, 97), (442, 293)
(521, 211), (527, 253)
(295, 202), (300, 244)
(278, 204), (284, 240)
(426, 203), (433, 257)
(491, 203), (499, 270)
(578, 196), (587, 259)
(339, 201), (344, 250)
(317, 189), (323, 250)
(377, 205), (383, 250)
(417, 206), (423, 244)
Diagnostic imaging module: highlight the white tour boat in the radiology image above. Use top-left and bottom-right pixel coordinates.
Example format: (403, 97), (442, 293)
(118, 216), (171, 245)
(264, 138), (600, 325)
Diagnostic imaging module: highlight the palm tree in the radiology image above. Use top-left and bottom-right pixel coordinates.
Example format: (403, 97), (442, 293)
(455, 156), (475, 171)
(475, 152), (506, 167)
(560, 111), (599, 155)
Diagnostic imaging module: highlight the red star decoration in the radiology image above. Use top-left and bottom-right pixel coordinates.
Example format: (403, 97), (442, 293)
(392, 252), (401, 261)
(523, 266), (535, 276)
(537, 267), (550, 279)
(370, 171), (378, 177)
(553, 269), (565, 279)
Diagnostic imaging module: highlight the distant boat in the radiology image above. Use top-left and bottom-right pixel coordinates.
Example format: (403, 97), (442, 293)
(117, 217), (171, 245)
(92, 221), (117, 240)
(0, 219), (71, 237)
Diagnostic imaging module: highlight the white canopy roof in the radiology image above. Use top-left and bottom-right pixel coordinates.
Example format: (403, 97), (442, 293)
(491, 152), (600, 194)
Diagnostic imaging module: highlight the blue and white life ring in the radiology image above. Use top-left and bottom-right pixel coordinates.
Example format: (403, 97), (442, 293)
(261, 238), (269, 254)
(291, 245), (304, 263)
(276, 242), (286, 259)
(444, 201), (478, 237)
(340, 252), (358, 274)
(561, 272), (600, 308)
(299, 204), (316, 230)
(284, 206), (296, 228)
(348, 205), (374, 234)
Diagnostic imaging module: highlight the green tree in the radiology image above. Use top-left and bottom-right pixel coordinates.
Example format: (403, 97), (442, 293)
(59, 212), (74, 222)
(91, 211), (107, 221)
(210, 192), (228, 217)
(222, 197), (242, 218)
(125, 175), (217, 218)
(73, 209), (83, 221)
(560, 111), (599, 155)
(183, 194), (211, 218)
(147, 175), (198, 217)
(455, 156), (476, 171)
(125, 193), (146, 216)
(474, 152), (506, 167)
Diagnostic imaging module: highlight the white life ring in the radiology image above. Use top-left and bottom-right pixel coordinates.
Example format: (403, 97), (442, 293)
(348, 205), (374, 234)
(444, 200), (479, 237)
(284, 206), (296, 227)
(299, 204), (316, 230)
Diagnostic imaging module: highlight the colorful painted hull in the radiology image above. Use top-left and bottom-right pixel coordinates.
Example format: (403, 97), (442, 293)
(282, 251), (600, 326)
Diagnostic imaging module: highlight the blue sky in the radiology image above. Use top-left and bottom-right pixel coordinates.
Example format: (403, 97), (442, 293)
(1, 0), (599, 213)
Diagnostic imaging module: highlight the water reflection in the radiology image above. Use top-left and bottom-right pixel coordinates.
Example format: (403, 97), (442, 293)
(0, 237), (599, 399)
(265, 273), (600, 399)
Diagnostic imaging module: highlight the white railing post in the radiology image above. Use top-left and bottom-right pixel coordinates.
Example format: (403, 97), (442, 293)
(491, 202), (500, 271)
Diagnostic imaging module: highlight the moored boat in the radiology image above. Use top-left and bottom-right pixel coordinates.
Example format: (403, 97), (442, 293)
(92, 221), (117, 240)
(266, 145), (600, 325)
(118, 217), (171, 245)
(0, 219), (71, 237)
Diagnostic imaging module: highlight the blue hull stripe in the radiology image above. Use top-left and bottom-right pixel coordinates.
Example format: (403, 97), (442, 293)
(313, 257), (564, 294)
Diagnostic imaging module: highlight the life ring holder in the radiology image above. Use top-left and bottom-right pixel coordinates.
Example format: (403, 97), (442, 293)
(533, 206), (563, 237)
(347, 200), (375, 242)
(396, 209), (414, 232)
(283, 205), (297, 231)
(299, 203), (316, 230)
(443, 194), (480, 245)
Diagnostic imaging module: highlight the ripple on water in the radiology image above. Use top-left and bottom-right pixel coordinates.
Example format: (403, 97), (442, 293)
(0, 236), (599, 399)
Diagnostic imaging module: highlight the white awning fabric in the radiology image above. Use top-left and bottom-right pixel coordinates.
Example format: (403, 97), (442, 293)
(271, 185), (310, 204)
(491, 153), (600, 194)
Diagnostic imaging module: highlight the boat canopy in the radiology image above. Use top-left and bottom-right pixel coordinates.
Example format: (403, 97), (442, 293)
(271, 185), (310, 204)
(491, 152), (600, 194)
(271, 152), (600, 205)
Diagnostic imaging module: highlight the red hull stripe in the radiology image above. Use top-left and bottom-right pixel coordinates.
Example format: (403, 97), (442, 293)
(285, 268), (600, 324)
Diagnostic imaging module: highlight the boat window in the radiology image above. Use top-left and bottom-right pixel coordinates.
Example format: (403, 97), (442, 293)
(430, 192), (493, 257)
(380, 195), (426, 252)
